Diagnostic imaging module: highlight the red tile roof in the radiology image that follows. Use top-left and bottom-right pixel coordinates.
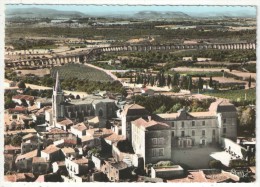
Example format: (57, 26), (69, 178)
(8, 106), (27, 112)
(4, 145), (21, 151)
(72, 123), (87, 131)
(58, 118), (73, 126)
(133, 118), (169, 129)
(16, 150), (38, 162)
(4, 173), (35, 182)
(42, 145), (60, 154)
(32, 157), (48, 163)
(61, 147), (75, 154)
(12, 95), (34, 101)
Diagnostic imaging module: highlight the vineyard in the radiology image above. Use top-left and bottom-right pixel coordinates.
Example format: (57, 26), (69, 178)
(203, 88), (256, 104)
(174, 71), (223, 77)
(51, 64), (114, 82)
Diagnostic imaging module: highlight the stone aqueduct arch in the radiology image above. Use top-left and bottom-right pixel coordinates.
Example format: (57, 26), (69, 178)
(5, 42), (256, 68)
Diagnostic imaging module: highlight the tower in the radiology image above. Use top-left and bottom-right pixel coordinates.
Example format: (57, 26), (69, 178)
(52, 72), (65, 126)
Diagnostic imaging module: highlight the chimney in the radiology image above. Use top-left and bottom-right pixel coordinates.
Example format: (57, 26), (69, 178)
(148, 116), (152, 121)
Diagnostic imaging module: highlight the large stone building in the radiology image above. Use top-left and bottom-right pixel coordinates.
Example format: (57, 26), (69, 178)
(49, 73), (117, 129)
(131, 118), (171, 165)
(158, 100), (237, 148)
(120, 100), (237, 165)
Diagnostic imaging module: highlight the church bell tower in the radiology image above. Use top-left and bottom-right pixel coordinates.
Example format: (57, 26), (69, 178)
(52, 72), (65, 126)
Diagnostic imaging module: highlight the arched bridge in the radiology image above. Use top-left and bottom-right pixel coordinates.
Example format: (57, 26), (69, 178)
(5, 42), (256, 68)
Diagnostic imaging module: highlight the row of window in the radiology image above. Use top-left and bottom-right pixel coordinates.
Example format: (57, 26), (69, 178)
(151, 148), (164, 157)
(171, 128), (226, 137)
(171, 119), (227, 128)
(171, 121), (206, 128)
(151, 138), (164, 145)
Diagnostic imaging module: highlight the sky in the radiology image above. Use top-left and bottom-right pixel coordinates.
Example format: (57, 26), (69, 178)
(5, 5), (256, 17)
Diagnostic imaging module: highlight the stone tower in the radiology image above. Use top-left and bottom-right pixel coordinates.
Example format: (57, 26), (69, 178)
(52, 72), (65, 126)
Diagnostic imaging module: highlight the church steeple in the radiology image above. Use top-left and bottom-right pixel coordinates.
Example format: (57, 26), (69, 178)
(54, 71), (61, 92)
(52, 71), (65, 125)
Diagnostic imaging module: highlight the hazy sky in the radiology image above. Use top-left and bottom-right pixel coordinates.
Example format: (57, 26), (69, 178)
(6, 5), (256, 17)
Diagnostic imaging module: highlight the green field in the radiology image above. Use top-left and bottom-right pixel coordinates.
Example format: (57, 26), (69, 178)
(203, 88), (256, 103)
(51, 64), (113, 82)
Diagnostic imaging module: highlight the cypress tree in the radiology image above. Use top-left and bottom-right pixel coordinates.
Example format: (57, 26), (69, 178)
(209, 76), (213, 88)
(248, 75), (252, 88)
(188, 76), (193, 91)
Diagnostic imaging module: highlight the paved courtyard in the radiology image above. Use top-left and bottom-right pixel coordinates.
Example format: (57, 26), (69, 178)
(171, 146), (223, 169)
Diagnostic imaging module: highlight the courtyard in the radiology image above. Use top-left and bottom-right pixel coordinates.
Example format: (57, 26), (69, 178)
(171, 145), (223, 169)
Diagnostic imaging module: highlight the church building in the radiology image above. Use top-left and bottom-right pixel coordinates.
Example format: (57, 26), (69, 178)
(47, 72), (118, 130)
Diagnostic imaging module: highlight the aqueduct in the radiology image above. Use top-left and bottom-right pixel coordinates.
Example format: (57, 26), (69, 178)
(5, 42), (256, 68)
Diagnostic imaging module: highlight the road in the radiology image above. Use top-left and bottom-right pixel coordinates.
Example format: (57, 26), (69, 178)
(25, 83), (88, 98)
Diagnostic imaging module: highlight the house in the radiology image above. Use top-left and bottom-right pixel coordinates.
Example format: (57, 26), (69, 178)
(8, 106), (28, 114)
(101, 159), (130, 182)
(41, 145), (61, 163)
(22, 133), (38, 142)
(35, 98), (52, 109)
(31, 106), (52, 125)
(35, 173), (63, 182)
(4, 129), (37, 136)
(15, 149), (38, 172)
(4, 145), (21, 154)
(38, 128), (77, 146)
(52, 161), (67, 174)
(21, 139), (39, 154)
(4, 154), (16, 173)
(53, 138), (77, 148)
(61, 147), (78, 158)
(65, 157), (90, 177)
(197, 57), (212, 62)
(4, 113), (25, 131)
(87, 116), (99, 128)
(55, 118), (74, 131)
(32, 157), (50, 175)
(81, 135), (101, 150)
(103, 133), (125, 145)
(182, 57), (193, 61)
(12, 95), (35, 106)
(131, 118), (171, 165)
(4, 79), (16, 88)
(167, 170), (239, 183)
(71, 122), (88, 138)
(4, 173), (36, 182)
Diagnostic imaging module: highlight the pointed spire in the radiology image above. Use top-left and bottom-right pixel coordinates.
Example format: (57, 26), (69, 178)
(55, 71), (61, 92)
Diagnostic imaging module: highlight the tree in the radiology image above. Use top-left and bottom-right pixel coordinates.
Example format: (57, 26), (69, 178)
(18, 81), (26, 89)
(11, 134), (23, 146)
(209, 76), (213, 88)
(248, 75), (252, 88)
(154, 105), (167, 114)
(4, 98), (16, 109)
(150, 76), (155, 86)
(209, 160), (223, 169)
(167, 75), (171, 88)
(120, 88), (128, 98)
(169, 103), (182, 113)
(198, 76), (204, 90)
(188, 76), (193, 91)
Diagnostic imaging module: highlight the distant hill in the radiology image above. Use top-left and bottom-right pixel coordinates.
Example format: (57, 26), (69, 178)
(132, 11), (191, 19)
(6, 8), (87, 18)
